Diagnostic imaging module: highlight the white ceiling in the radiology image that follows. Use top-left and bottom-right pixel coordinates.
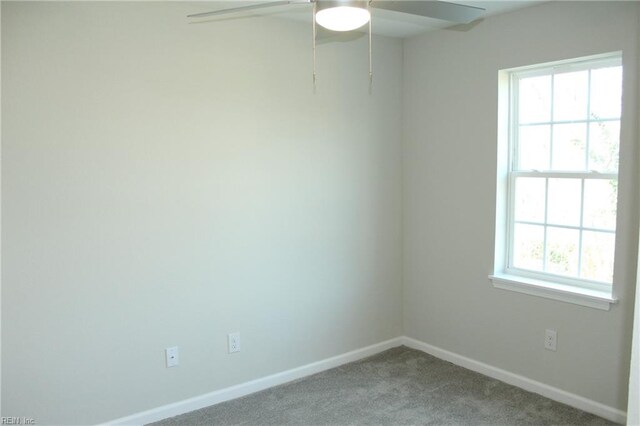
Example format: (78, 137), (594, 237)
(186, 1), (545, 38)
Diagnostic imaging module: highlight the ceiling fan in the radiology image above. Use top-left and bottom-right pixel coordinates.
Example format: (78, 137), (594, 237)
(187, 1), (485, 88)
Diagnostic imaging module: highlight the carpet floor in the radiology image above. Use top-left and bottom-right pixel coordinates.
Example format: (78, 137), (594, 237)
(151, 346), (614, 425)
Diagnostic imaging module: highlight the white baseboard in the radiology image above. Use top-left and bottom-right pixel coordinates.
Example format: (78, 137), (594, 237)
(106, 335), (626, 425)
(401, 336), (627, 424)
(105, 337), (404, 426)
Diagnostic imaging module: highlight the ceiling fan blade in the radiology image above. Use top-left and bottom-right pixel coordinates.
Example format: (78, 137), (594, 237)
(371, 1), (484, 24)
(187, 1), (296, 18)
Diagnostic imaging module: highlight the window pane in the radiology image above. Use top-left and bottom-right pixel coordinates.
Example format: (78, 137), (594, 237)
(590, 66), (622, 120)
(546, 227), (579, 277)
(518, 125), (550, 170)
(581, 231), (615, 283)
(512, 223), (544, 271)
(514, 177), (545, 223)
(547, 178), (581, 227)
(589, 121), (620, 172)
(552, 123), (586, 171)
(553, 70), (588, 121)
(519, 76), (551, 124)
(583, 179), (617, 230)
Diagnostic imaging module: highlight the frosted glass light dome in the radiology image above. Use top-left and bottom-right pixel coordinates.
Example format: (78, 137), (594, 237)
(316, 6), (370, 32)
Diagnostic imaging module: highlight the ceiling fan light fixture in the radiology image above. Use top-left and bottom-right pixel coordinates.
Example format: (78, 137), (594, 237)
(315, 2), (370, 32)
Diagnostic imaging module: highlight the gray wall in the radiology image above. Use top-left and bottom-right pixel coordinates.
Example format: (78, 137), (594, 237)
(1, 2), (403, 424)
(402, 1), (639, 411)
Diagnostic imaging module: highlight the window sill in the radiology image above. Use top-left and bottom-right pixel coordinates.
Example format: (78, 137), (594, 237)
(488, 273), (617, 311)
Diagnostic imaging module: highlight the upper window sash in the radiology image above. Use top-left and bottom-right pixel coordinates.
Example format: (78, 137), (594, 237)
(509, 64), (622, 174)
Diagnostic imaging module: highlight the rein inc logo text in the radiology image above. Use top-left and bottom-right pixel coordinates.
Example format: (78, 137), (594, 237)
(1, 418), (35, 425)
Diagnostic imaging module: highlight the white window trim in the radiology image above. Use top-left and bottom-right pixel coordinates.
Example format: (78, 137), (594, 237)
(489, 273), (617, 311)
(491, 52), (622, 310)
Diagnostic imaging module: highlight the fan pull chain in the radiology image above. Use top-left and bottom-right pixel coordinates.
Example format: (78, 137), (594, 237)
(312, 1), (317, 92)
(368, 1), (373, 93)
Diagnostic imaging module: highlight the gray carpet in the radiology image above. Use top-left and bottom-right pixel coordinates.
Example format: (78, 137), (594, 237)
(151, 346), (614, 425)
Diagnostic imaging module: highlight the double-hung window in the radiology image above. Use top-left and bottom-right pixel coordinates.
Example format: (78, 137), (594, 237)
(491, 53), (623, 310)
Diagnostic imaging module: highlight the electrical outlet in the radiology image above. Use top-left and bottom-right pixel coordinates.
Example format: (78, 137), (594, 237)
(544, 329), (557, 352)
(165, 346), (179, 367)
(228, 333), (241, 353)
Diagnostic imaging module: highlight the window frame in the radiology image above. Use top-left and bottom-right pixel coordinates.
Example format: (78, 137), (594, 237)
(491, 53), (622, 310)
